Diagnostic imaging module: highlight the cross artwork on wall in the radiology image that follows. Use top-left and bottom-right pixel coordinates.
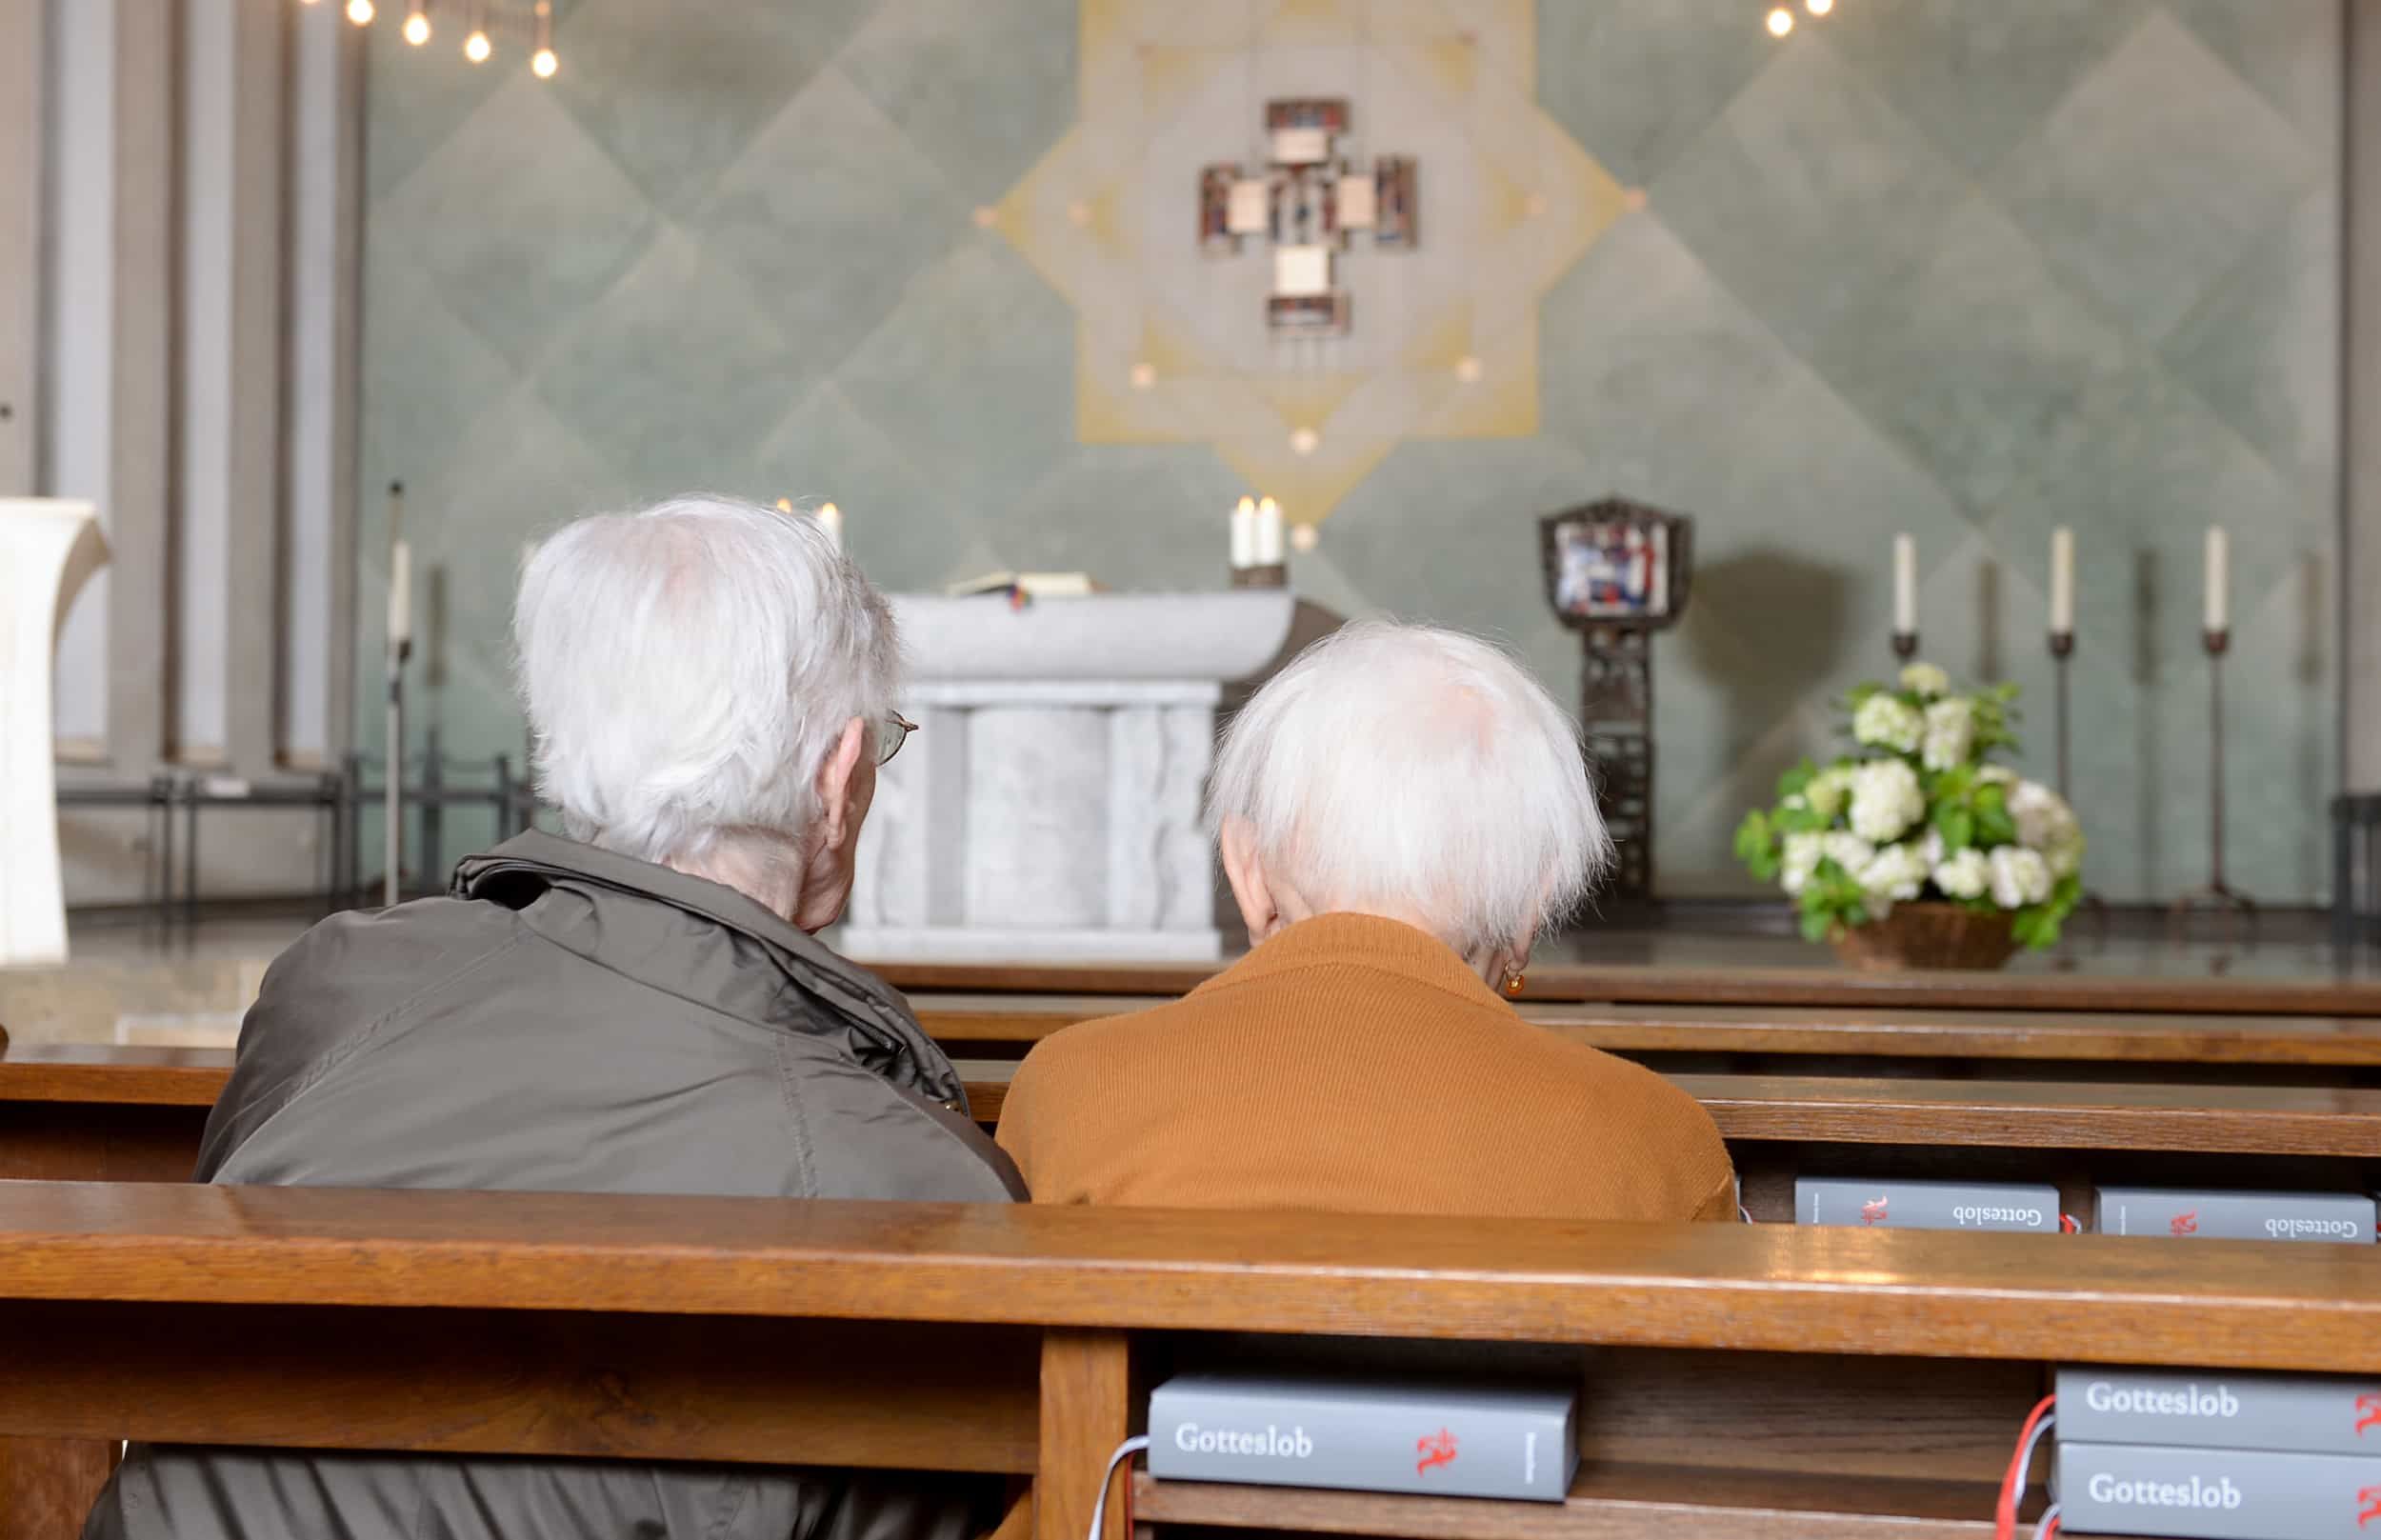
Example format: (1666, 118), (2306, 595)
(1196, 100), (1416, 334)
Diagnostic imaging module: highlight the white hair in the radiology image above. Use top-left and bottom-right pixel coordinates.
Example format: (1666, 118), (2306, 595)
(1207, 621), (1612, 956)
(513, 494), (898, 870)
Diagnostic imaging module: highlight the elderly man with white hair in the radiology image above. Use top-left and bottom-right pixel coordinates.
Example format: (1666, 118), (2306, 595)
(87, 496), (1019, 1540)
(996, 621), (1735, 1222)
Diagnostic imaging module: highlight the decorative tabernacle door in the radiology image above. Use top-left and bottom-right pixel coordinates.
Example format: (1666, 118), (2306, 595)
(839, 591), (1297, 963)
(0, 499), (110, 966)
(1539, 498), (1694, 909)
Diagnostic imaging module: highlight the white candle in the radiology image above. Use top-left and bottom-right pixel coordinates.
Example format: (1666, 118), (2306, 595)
(1230, 496), (1256, 570)
(388, 540), (411, 649)
(2204, 525), (2229, 633)
(818, 502), (843, 552)
(1254, 496), (1284, 565)
(2050, 527), (2074, 636)
(1891, 534), (1916, 635)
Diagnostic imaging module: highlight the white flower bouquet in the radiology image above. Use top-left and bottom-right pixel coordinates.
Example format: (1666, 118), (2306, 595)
(1734, 663), (2086, 950)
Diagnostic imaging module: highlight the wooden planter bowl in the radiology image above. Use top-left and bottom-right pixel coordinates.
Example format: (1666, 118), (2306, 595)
(1830, 901), (2020, 973)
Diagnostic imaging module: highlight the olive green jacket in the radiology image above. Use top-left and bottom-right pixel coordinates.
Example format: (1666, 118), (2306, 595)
(86, 830), (1021, 1540)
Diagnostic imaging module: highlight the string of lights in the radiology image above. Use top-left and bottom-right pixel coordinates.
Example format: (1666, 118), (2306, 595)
(297, 0), (559, 79)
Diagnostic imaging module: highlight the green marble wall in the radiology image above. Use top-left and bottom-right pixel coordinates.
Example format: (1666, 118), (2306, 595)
(359, 0), (2340, 902)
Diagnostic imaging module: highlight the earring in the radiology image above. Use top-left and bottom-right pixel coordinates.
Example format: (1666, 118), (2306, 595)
(1502, 970), (1526, 997)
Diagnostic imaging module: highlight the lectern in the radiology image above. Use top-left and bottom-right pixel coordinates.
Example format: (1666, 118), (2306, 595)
(0, 499), (110, 965)
(1539, 498), (1694, 908)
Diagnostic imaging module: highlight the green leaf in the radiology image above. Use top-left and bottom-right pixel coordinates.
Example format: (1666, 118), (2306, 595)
(1933, 805), (1974, 854)
(1733, 810), (1779, 879)
(1799, 908), (1836, 943)
(1777, 758), (1817, 799)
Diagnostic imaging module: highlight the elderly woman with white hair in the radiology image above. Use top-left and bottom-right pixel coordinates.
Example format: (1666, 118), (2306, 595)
(88, 496), (1017, 1540)
(996, 621), (1735, 1222)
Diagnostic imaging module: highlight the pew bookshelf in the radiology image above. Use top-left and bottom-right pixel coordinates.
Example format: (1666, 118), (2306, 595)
(2, 1185), (2376, 1540)
(8, 1047), (2376, 1227)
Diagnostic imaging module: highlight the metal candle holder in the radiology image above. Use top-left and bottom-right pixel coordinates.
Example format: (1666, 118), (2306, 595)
(384, 636), (409, 909)
(2170, 628), (2257, 939)
(2049, 630), (2109, 933)
(1891, 630), (1918, 662)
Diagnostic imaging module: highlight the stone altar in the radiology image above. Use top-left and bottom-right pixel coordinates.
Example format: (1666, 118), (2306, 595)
(1, 499), (110, 967)
(840, 590), (1298, 963)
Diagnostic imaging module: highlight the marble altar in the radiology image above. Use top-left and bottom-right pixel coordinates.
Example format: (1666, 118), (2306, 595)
(840, 590), (1298, 962)
(1, 499), (110, 967)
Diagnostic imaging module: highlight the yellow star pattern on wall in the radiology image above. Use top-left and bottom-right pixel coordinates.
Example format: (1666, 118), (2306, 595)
(992, 0), (1631, 524)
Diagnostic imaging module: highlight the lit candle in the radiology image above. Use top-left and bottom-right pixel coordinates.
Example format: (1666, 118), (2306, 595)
(388, 540), (411, 649)
(2050, 527), (2074, 636)
(1891, 534), (1916, 635)
(818, 501), (843, 552)
(1254, 496), (1284, 565)
(2204, 526), (2229, 634)
(1230, 496), (1256, 570)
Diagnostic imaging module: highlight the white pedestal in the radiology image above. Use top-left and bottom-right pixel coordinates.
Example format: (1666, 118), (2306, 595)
(841, 591), (1297, 964)
(1, 499), (109, 967)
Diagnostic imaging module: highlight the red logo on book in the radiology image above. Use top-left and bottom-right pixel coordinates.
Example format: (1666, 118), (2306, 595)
(1860, 1196), (1889, 1226)
(2059, 1214), (2080, 1234)
(2357, 1486), (2381, 1527)
(2170, 1210), (2199, 1236)
(2357, 1394), (2381, 1434)
(1415, 1429), (1458, 1475)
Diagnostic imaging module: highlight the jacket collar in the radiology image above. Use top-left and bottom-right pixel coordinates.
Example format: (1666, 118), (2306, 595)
(1193, 910), (1511, 1013)
(450, 830), (961, 1102)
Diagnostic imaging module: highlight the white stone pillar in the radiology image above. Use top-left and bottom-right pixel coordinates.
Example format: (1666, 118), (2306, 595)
(841, 591), (1295, 963)
(1, 498), (109, 965)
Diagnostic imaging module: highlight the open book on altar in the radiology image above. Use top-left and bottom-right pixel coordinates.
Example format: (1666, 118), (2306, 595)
(944, 571), (1101, 599)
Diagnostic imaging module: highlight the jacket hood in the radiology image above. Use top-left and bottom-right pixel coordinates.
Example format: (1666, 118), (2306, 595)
(451, 830), (962, 1104)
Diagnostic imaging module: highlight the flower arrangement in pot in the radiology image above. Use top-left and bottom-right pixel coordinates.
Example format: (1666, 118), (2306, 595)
(1733, 663), (2085, 970)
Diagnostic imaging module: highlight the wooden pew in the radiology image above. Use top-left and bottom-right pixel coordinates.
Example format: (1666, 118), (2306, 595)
(876, 959), (2381, 1017)
(8, 1048), (2378, 1225)
(0, 1183), (2377, 1540)
(918, 992), (2381, 1079)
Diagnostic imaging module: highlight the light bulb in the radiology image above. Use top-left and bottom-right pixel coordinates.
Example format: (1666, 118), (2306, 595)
(531, 47), (558, 78)
(346, 0), (374, 23)
(463, 29), (491, 61)
(1766, 7), (1793, 34)
(401, 10), (430, 43)
(1807, 0), (1833, 12)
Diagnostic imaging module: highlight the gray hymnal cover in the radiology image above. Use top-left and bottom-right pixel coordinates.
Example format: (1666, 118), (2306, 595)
(2093, 1188), (2376, 1244)
(1794, 1177), (2059, 1232)
(2056, 1367), (2381, 1455)
(2057, 1441), (2381, 1540)
(1145, 1371), (1577, 1502)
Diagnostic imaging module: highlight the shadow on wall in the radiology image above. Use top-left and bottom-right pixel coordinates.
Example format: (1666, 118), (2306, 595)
(1677, 546), (1852, 739)
(2131, 549), (2163, 900)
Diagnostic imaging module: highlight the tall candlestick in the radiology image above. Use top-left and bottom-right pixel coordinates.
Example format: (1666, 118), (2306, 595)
(1230, 496), (1256, 570)
(1254, 496), (1284, 565)
(1891, 534), (1917, 634)
(2203, 526), (2229, 633)
(388, 540), (411, 648)
(818, 501), (843, 553)
(2050, 527), (2074, 636)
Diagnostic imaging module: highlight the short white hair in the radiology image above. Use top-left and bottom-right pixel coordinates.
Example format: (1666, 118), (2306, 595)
(513, 494), (898, 868)
(1207, 621), (1612, 955)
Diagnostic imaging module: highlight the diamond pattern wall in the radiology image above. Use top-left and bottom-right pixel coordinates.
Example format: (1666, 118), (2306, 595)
(359, 0), (2339, 902)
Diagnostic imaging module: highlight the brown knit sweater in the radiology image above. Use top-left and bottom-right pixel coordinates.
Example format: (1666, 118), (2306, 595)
(994, 912), (1737, 1220)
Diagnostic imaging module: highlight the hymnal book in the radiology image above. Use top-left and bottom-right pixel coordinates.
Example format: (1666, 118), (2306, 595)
(2056, 1367), (2381, 1456)
(2056, 1441), (2381, 1540)
(1144, 1371), (1577, 1502)
(2093, 1188), (2376, 1244)
(1793, 1177), (2058, 1232)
